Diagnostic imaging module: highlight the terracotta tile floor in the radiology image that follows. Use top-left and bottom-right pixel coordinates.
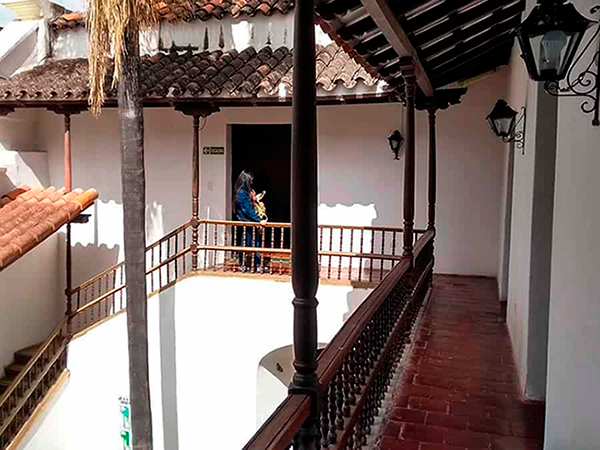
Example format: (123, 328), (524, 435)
(380, 275), (545, 450)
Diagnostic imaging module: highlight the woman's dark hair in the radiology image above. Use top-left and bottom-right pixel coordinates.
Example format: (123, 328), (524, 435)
(234, 170), (253, 196)
(233, 170), (254, 214)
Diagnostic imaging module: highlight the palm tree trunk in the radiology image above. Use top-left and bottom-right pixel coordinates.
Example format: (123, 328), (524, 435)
(118, 21), (153, 450)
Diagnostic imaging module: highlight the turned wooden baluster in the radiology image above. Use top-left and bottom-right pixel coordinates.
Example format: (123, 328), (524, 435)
(270, 225), (275, 273)
(251, 226), (257, 272)
(334, 372), (344, 430)
(261, 225), (266, 270)
(328, 382), (337, 444)
(338, 227), (343, 280)
(342, 360), (351, 418)
(348, 229), (354, 281)
(359, 229), (364, 282)
(328, 227), (333, 279)
(319, 227), (323, 277)
(175, 234), (179, 278)
(368, 231), (375, 282)
(242, 226), (247, 269)
(213, 223), (219, 270)
(380, 230), (386, 281)
(279, 227), (285, 274)
(348, 348), (357, 405)
(320, 385), (330, 448)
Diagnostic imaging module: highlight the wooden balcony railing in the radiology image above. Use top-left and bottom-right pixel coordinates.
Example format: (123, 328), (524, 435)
(196, 219), (425, 283)
(243, 230), (435, 450)
(69, 221), (192, 335)
(68, 219), (423, 335)
(0, 220), (427, 450)
(0, 318), (69, 448)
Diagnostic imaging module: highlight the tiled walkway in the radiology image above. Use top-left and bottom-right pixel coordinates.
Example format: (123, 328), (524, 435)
(380, 275), (545, 450)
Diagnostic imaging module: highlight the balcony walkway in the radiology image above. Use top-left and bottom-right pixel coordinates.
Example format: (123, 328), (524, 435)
(380, 275), (545, 450)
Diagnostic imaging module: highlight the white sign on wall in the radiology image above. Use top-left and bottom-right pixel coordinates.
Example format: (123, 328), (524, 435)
(119, 396), (131, 450)
(203, 146), (225, 155)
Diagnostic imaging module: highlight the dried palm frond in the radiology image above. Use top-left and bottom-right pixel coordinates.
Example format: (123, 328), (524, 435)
(87, 0), (160, 116)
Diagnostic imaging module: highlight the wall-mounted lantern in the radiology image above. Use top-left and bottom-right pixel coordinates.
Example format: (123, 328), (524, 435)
(487, 100), (527, 151)
(388, 130), (404, 160)
(517, 0), (600, 126)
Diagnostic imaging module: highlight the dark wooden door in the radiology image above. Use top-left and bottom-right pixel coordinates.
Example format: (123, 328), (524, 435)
(231, 124), (292, 224)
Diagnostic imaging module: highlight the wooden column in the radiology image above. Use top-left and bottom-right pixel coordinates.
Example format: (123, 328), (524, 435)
(192, 114), (200, 270)
(174, 104), (220, 271)
(64, 113), (73, 315)
(289, 0), (319, 446)
(49, 106), (85, 315)
(400, 59), (417, 258)
(427, 104), (437, 231)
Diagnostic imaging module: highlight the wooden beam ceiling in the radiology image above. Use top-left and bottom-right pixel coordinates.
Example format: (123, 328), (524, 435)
(361, 0), (434, 96)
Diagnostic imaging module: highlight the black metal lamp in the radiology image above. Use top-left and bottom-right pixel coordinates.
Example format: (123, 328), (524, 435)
(487, 100), (518, 138)
(487, 100), (526, 150)
(388, 130), (404, 160)
(517, 0), (593, 82)
(517, 0), (600, 126)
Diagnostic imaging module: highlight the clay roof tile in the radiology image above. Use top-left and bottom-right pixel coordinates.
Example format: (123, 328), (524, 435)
(0, 186), (98, 271)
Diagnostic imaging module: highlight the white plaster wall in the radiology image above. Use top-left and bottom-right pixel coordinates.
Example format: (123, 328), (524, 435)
(19, 293), (164, 450)
(16, 274), (371, 450)
(498, 44), (529, 301)
(52, 16), (322, 59)
(0, 236), (61, 378)
(545, 0), (600, 447)
(174, 275), (370, 449)
(256, 365), (288, 428)
(503, 43), (538, 394)
(39, 84), (507, 286)
(420, 72), (506, 276)
(0, 109), (63, 378)
(0, 109), (39, 151)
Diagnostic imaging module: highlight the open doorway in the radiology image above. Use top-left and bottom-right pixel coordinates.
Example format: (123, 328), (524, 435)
(231, 124), (292, 224)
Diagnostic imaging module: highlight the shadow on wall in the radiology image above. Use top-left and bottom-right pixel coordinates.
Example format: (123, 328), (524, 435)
(256, 343), (328, 428)
(0, 172), (16, 196)
(343, 287), (373, 322)
(71, 243), (121, 287)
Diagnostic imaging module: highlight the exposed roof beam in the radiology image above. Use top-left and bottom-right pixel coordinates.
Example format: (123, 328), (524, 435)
(429, 35), (514, 82)
(361, 0), (434, 96)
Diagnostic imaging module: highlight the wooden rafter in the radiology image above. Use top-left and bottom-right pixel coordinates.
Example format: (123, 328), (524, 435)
(361, 0), (434, 96)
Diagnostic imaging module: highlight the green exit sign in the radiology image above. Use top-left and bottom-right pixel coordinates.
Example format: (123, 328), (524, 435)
(203, 146), (224, 155)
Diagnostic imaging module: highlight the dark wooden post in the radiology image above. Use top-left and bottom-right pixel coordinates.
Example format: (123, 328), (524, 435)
(427, 104), (437, 231)
(174, 104), (220, 271)
(400, 59), (416, 258)
(289, 0), (319, 446)
(49, 106), (85, 316)
(192, 114), (200, 270)
(64, 113), (73, 315)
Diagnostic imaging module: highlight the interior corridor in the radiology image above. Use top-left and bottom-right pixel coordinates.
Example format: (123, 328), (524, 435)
(380, 275), (545, 450)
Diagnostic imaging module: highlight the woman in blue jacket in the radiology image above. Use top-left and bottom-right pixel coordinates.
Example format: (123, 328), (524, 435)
(234, 170), (267, 271)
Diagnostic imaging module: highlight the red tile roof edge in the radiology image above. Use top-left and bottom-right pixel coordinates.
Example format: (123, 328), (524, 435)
(0, 186), (99, 271)
(51, 0), (294, 30)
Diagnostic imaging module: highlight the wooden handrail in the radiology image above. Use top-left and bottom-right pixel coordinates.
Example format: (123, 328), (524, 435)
(244, 257), (412, 450)
(0, 317), (68, 409)
(413, 229), (435, 262)
(71, 247), (191, 317)
(242, 395), (311, 450)
(0, 339), (67, 436)
(72, 221), (192, 293)
(317, 257), (411, 386)
(71, 219), (421, 296)
(201, 218), (427, 234)
(244, 230), (434, 450)
(71, 261), (125, 293)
